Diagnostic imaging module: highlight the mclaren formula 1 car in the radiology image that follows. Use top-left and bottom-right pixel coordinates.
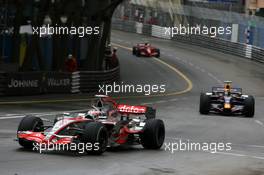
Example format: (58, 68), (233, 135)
(132, 43), (160, 58)
(199, 81), (255, 117)
(17, 95), (165, 155)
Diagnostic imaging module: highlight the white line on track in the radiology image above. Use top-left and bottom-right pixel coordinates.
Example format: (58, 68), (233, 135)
(155, 100), (167, 104)
(252, 156), (264, 160)
(141, 102), (154, 105)
(212, 151), (246, 157)
(215, 152), (264, 160)
(207, 72), (214, 77)
(0, 116), (25, 120)
(169, 98), (179, 102)
(195, 66), (201, 70)
(188, 62), (194, 67)
(255, 120), (264, 126)
(217, 79), (223, 84)
(182, 60), (187, 63)
(166, 137), (264, 160)
(167, 137), (264, 149)
(200, 68), (205, 72)
(181, 97), (188, 100)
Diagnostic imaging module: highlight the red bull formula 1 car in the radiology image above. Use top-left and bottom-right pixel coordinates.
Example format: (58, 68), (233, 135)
(199, 81), (255, 117)
(17, 95), (165, 155)
(132, 43), (160, 58)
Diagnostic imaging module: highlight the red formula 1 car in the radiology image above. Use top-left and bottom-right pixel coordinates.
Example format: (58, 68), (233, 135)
(17, 95), (165, 155)
(132, 43), (160, 58)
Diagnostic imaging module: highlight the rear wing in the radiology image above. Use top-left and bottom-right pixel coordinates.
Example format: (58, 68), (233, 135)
(117, 104), (156, 119)
(212, 87), (242, 94)
(95, 95), (156, 118)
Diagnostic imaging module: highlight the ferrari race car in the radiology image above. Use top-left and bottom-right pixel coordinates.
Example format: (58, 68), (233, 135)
(132, 43), (160, 58)
(17, 95), (165, 155)
(199, 81), (255, 117)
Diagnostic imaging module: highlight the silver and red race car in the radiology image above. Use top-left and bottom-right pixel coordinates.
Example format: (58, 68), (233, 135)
(199, 81), (255, 117)
(132, 43), (160, 58)
(17, 95), (165, 155)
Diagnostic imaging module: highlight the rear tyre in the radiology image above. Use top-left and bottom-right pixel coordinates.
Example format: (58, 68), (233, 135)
(199, 93), (211, 114)
(156, 49), (160, 58)
(244, 95), (255, 118)
(81, 122), (108, 155)
(140, 119), (165, 149)
(17, 115), (44, 149)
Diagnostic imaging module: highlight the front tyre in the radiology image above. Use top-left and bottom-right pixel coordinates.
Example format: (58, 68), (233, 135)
(17, 115), (44, 149)
(81, 122), (108, 155)
(136, 49), (141, 57)
(140, 119), (165, 149)
(132, 47), (136, 55)
(199, 93), (211, 114)
(244, 95), (255, 118)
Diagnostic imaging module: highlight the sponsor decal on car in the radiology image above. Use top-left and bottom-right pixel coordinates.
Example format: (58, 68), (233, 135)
(117, 105), (146, 113)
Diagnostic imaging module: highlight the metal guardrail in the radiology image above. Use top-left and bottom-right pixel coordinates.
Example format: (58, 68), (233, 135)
(112, 18), (264, 64)
(252, 47), (264, 63)
(0, 72), (7, 96)
(78, 66), (120, 93)
(171, 35), (246, 57)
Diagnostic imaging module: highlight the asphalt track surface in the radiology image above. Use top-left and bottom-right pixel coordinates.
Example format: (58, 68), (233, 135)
(1, 30), (264, 175)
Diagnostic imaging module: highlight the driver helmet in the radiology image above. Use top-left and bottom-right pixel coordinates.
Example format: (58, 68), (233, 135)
(224, 82), (231, 96)
(68, 54), (73, 59)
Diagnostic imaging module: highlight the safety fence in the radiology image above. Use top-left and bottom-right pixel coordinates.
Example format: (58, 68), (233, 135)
(0, 66), (120, 96)
(112, 18), (264, 64)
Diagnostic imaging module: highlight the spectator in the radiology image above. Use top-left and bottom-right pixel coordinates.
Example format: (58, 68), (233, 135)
(65, 54), (78, 72)
(111, 47), (118, 68)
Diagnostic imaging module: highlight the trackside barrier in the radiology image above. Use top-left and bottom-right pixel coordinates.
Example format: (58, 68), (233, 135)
(78, 66), (120, 93)
(0, 72), (7, 96)
(112, 18), (264, 63)
(0, 66), (120, 96)
(151, 25), (171, 40)
(4, 72), (71, 95)
(136, 22), (143, 34)
(71, 72), (81, 93)
(252, 47), (264, 63)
